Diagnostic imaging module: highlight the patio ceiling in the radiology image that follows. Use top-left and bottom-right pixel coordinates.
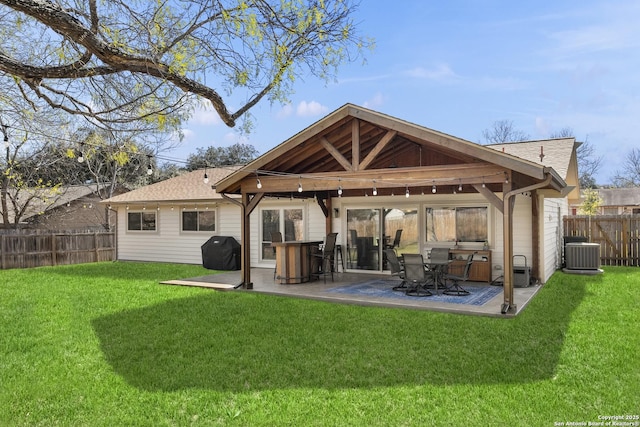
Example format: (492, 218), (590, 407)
(215, 104), (566, 198)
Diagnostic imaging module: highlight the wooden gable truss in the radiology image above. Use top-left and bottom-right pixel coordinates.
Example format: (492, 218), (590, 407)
(216, 104), (567, 314)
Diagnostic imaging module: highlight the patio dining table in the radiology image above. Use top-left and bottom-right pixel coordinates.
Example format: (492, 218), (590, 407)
(424, 259), (452, 293)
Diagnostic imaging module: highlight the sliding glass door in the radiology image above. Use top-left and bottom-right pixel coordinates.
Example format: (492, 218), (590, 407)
(383, 207), (419, 255)
(346, 206), (419, 271)
(346, 208), (381, 270)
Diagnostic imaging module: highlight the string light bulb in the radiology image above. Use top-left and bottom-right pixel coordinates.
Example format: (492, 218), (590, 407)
(77, 143), (85, 163)
(297, 176), (303, 193)
(372, 180), (377, 196)
(256, 178), (262, 189)
(146, 155), (153, 175)
(458, 180), (463, 192)
(432, 182), (437, 194)
(337, 179), (342, 196)
(2, 123), (8, 148)
(405, 185), (410, 198)
(504, 172), (509, 184)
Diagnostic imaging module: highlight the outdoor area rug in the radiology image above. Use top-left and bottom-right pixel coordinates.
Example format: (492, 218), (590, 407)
(326, 279), (503, 306)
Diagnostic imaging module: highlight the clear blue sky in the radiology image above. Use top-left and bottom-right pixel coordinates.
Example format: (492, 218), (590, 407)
(167, 0), (640, 185)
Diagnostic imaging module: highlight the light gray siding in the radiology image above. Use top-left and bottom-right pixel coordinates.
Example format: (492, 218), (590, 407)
(116, 203), (239, 265)
(542, 197), (567, 282)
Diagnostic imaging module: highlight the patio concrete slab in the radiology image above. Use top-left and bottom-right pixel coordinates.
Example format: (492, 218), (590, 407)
(160, 279), (237, 290)
(167, 268), (542, 317)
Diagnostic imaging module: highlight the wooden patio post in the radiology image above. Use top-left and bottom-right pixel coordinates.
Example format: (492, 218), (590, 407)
(241, 192), (252, 289)
(502, 179), (516, 314)
(325, 196), (332, 234)
(531, 191), (541, 281)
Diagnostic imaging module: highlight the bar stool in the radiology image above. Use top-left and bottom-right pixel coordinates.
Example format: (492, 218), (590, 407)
(335, 244), (345, 272)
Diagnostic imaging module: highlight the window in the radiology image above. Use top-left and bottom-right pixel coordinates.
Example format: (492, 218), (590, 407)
(426, 206), (488, 243)
(182, 210), (216, 232)
(261, 207), (304, 260)
(127, 211), (157, 231)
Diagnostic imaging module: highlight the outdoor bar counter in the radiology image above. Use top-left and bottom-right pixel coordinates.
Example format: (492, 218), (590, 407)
(273, 240), (323, 284)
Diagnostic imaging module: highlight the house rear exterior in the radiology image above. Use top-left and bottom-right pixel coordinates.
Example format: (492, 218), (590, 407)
(105, 105), (579, 290)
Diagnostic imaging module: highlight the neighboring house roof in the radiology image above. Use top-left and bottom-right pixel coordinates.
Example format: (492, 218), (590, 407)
(487, 139), (576, 181)
(487, 138), (580, 201)
(596, 188), (640, 207)
(103, 167), (240, 204)
(4, 184), (109, 223)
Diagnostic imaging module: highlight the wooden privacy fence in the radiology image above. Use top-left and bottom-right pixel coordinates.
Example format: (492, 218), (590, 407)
(563, 215), (640, 266)
(0, 231), (115, 270)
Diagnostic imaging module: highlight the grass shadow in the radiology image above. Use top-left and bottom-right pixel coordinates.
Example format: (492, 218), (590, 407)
(92, 271), (593, 392)
(38, 261), (212, 282)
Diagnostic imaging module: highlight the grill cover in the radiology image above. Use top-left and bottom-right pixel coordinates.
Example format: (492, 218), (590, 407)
(201, 236), (241, 270)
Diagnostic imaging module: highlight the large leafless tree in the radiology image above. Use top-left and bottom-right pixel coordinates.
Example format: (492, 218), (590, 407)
(550, 127), (602, 188)
(481, 119), (530, 144)
(0, 0), (370, 133)
(612, 147), (640, 187)
(482, 121), (604, 187)
(0, 77), (72, 227)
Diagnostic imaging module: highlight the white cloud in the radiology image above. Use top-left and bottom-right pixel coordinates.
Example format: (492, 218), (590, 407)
(275, 103), (294, 119)
(188, 105), (223, 125)
(337, 74), (391, 84)
(363, 92), (385, 109)
(534, 117), (551, 137)
(548, 24), (637, 56)
(222, 132), (248, 145)
(180, 128), (195, 141)
(406, 63), (456, 81)
(296, 100), (329, 117)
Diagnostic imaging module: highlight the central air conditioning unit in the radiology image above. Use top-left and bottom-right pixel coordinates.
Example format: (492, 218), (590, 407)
(565, 243), (600, 270)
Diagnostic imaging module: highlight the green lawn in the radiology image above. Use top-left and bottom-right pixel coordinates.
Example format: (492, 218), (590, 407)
(1, 262), (638, 426)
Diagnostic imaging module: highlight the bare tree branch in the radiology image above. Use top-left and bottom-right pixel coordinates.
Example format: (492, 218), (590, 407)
(481, 119), (530, 144)
(0, 0), (370, 130)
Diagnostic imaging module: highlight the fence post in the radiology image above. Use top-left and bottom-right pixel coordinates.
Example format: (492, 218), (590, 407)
(51, 233), (57, 266)
(94, 232), (99, 262)
(1, 234), (5, 270)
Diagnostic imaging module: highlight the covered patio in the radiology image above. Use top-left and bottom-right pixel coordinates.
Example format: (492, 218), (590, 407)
(162, 267), (541, 317)
(215, 104), (571, 315)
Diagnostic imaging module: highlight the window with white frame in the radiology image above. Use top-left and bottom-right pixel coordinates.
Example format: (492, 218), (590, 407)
(182, 209), (216, 232)
(127, 211), (157, 231)
(426, 206), (488, 243)
(260, 207), (304, 260)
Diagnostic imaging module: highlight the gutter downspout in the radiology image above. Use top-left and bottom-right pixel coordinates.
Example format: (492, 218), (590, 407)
(501, 172), (554, 315)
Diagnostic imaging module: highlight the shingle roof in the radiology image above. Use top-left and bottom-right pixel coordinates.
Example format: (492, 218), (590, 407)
(596, 188), (640, 206)
(103, 167), (240, 204)
(487, 138), (576, 180)
(6, 184), (107, 223)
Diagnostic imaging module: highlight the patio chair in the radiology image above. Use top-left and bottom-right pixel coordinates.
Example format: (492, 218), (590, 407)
(443, 253), (473, 296)
(402, 253), (432, 297)
(271, 231), (282, 279)
(384, 249), (407, 291)
(386, 229), (403, 252)
(425, 247), (450, 291)
(347, 229), (358, 268)
(313, 232), (338, 283)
